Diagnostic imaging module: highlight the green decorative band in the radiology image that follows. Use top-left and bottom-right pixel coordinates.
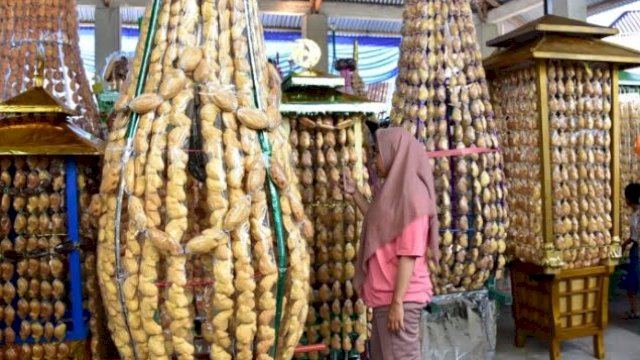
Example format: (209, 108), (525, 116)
(113, 1), (162, 359)
(240, 0), (288, 356)
(125, 0), (162, 139)
(259, 131), (288, 358)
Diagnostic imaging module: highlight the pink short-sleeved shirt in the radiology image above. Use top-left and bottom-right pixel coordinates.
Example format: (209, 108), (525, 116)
(361, 215), (432, 308)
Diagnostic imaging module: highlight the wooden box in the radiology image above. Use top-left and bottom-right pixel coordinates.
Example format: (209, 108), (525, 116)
(510, 261), (613, 360)
(483, 15), (640, 270)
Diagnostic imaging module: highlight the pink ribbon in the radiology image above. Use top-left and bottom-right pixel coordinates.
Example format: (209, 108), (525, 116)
(425, 147), (501, 158)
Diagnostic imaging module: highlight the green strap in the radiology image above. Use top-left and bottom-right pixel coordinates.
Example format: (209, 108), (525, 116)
(259, 132), (288, 358)
(125, 0), (162, 138)
(113, 1), (161, 359)
(240, 0), (288, 356)
(126, 1), (287, 358)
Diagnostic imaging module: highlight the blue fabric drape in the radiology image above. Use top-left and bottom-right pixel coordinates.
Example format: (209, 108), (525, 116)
(327, 35), (400, 84)
(263, 31), (302, 75)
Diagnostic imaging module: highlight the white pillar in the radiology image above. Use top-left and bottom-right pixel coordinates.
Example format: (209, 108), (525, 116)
(551, 0), (587, 21)
(302, 13), (329, 73)
(476, 22), (500, 59)
(95, 4), (122, 77)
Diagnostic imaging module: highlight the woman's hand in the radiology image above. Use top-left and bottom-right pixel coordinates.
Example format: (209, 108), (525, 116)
(339, 169), (357, 196)
(387, 301), (404, 333)
(338, 169), (370, 214)
(429, 246), (441, 264)
(388, 256), (415, 333)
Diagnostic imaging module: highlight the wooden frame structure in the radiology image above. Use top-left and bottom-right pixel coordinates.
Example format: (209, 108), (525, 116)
(484, 15), (640, 271)
(510, 261), (613, 360)
(484, 15), (640, 360)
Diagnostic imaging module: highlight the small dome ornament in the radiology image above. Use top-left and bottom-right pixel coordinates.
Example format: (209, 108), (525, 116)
(291, 38), (322, 71)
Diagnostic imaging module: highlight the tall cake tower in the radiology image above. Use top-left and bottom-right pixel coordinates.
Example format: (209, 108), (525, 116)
(390, 0), (507, 294)
(0, 0), (100, 135)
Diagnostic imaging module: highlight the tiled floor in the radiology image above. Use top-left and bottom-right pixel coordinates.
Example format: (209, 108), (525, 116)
(495, 297), (640, 360)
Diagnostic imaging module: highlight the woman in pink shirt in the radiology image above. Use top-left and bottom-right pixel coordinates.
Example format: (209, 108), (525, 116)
(342, 127), (440, 360)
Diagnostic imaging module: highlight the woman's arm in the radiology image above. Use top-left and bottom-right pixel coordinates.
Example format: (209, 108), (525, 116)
(352, 189), (370, 215)
(387, 256), (416, 333)
(340, 170), (370, 215)
(392, 256), (416, 304)
(427, 216), (440, 263)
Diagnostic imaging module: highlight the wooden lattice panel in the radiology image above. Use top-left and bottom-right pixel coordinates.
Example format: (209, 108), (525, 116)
(510, 261), (612, 360)
(511, 269), (552, 333)
(557, 276), (600, 329)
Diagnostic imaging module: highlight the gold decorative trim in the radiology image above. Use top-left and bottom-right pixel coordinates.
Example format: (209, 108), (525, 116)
(542, 243), (564, 270)
(611, 64), (621, 243)
(536, 60), (554, 246)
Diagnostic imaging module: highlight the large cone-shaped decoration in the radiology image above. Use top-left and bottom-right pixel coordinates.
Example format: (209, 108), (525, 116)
(620, 98), (639, 244)
(390, 0), (507, 294)
(97, 0), (310, 359)
(0, 0), (100, 136)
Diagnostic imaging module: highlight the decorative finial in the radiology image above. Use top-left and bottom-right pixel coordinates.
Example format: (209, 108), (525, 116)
(34, 42), (45, 88)
(291, 39), (321, 71)
(353, 40), (359, 68)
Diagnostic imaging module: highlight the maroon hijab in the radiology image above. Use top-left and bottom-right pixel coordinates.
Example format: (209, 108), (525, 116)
(354, 128), (439, 292)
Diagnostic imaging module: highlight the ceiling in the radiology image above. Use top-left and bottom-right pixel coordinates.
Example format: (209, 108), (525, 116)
(587, 0), (639, 14)
(610, 10), (640, 35)
(261, 13), (302, 30)
(76, 0), (636, 35)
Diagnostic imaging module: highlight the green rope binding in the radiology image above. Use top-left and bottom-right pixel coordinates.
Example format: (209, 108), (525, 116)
(121, 1), (287, 358)
(113, 1), (162, 359)
(241, 0), (288, 357)
(124, 1), (161, 138)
